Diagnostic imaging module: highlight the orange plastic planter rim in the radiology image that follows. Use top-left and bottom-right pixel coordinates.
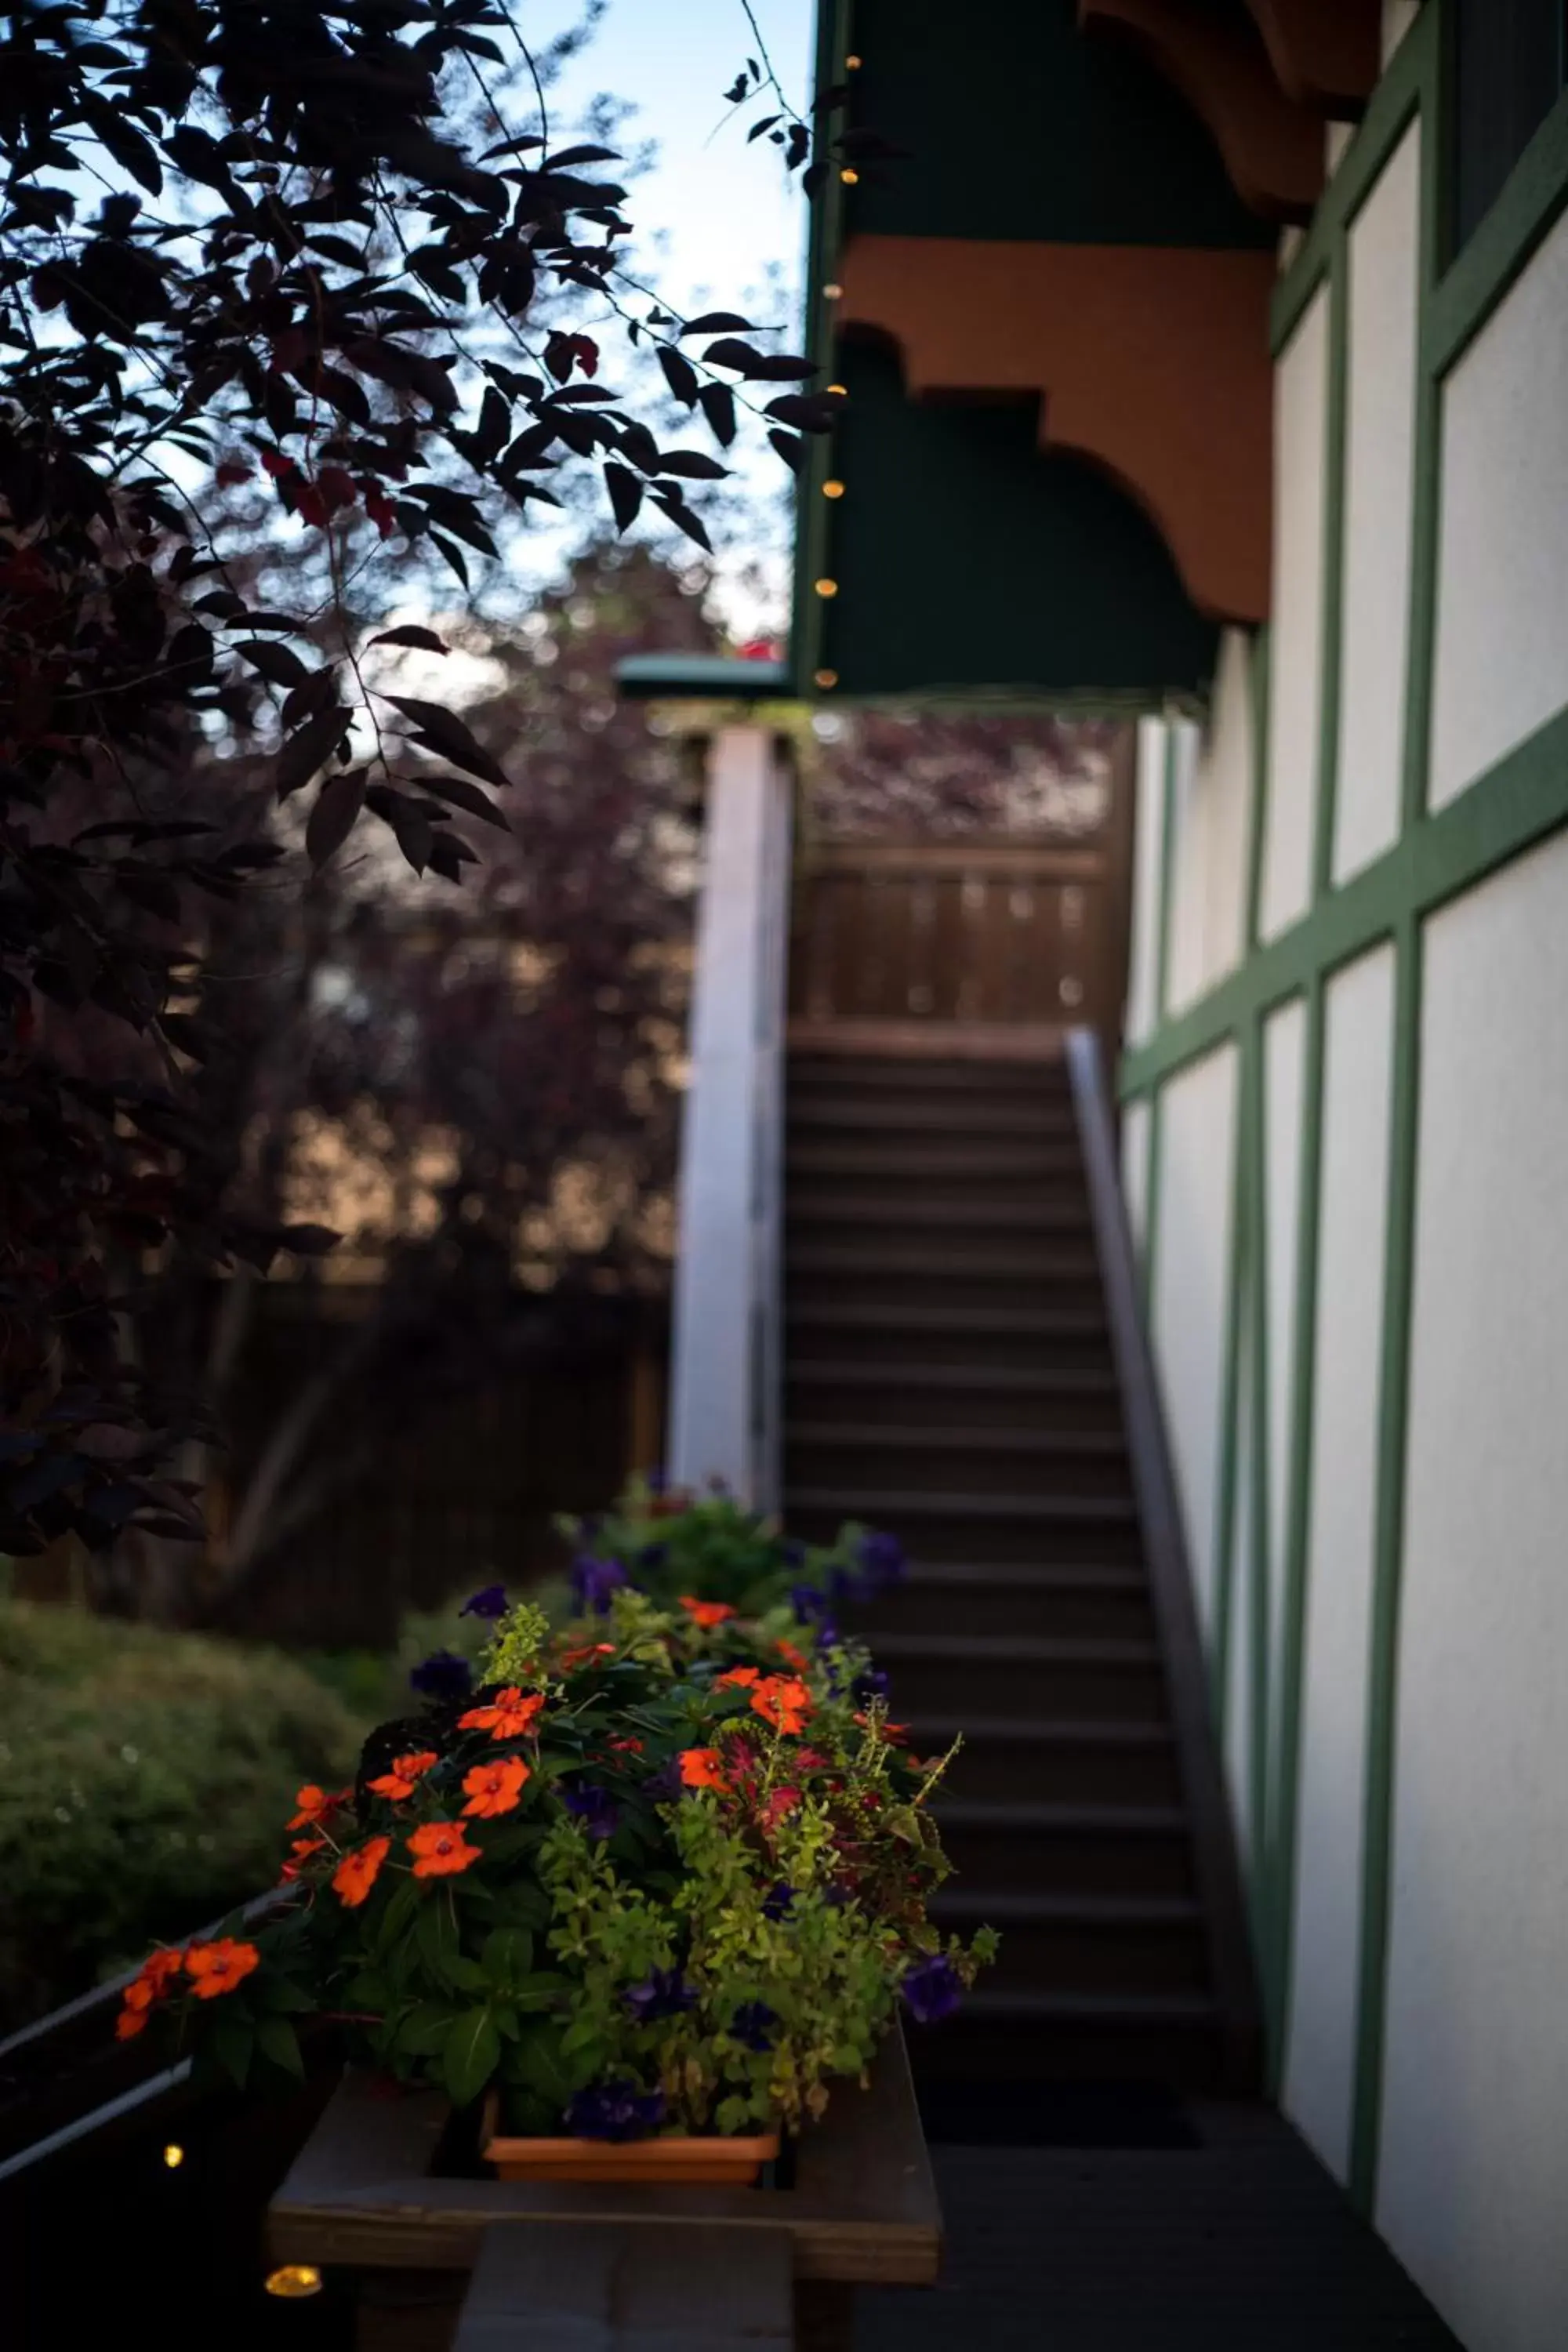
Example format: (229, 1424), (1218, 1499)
(481, 2092), (779, 2186)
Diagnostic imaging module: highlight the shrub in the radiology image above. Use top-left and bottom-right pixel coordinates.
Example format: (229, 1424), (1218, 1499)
(0, 1601), (366, 2031)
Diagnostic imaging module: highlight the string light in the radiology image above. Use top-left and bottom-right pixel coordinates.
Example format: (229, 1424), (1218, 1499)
(826, 385), (848, 397)
(823, 282), (843, 299)
(822, 480), (845, 499)
(814, 669), (839, 689)
(846, 54), (862, 69)
(840, 168), (858, 184)
(265, 2267), (324, 2299)
(162, 2144), (184, 2170)
(814, 579), (838, 598)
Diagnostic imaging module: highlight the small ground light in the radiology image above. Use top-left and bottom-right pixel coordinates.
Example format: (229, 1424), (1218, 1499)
(823, 480), (845, 498)
(265, 2267), (323, 2299)
(847, 53), (862, 68)
(824, 281), (843, 299)
(827, 385), (848, 397)
(814, 578), (838, 597)
(162, 2143), (184, 2169)
(815, 669), (839, 689)
(840, 168), (858, 183)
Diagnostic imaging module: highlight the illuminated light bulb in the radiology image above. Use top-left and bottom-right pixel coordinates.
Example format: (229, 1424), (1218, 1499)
(846, 54), (862, 69)
(814, 669), (839, 690)
(823, 282), (843, 299)
(840, 168), (858, 184)
(826, 385), (848, 397)
(265, 2267), (324, 2299)
(162, 2143), (184, 2170)
(814, 579), (838, 599)
(822, 480), (845, 499)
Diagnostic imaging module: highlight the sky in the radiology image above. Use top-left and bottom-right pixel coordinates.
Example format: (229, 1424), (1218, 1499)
(523, 0), (818, 634)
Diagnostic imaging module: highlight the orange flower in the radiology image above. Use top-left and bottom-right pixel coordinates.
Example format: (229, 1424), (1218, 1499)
(714, 1664), (760, 1689)
(288, 1782), (348, 1831)
(855, 1712), (910, 1740)
(750, 1675), (812, 1735)
(775, 1638), (811, 1673)
(559, 1641), (616, 1671)
(184, 1939), (261, 2000)
(116, 1948), (183, 2036)
(679, 1596), (735, 1629)
(281, 1835), (326, 1882)
(458, 1686), (545, 1740)
(408, 1820), (481, 1877)
(368, 1749), (439, 1801)
(332, 1835), (391, 1907)
(609, 1735), (644, 1753)
(678, 1747), (728, 1790)
(461, 1755), (529, 1819)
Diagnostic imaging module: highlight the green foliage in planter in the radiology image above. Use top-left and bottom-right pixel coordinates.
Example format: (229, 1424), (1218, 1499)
(0, 1600), (365, 2030)
(556, 1479), (904, 1623)
(120, 1570), (993, 2130)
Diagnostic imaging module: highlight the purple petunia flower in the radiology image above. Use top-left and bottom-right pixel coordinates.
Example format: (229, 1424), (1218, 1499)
(570, 1552), (630, 1616)
(565, 2081), (667, 2141)
(623, 1967), (699, 2024)
(641, 1755), (685, 1804)
(409, 1649), (473, 1700)
(900, 1954), (963, 2025)
(645, 1468), (668, 1495)
(789, 1581), (833, 1625)
(459, 1584), (508, 1620)
(855, 1529), (907, 1593)
(729, 2000), (779, 2053)
(563, 1782), (619, 1842)
(853, 1666), (891, 1707)
(761, 1881), (796, 1922)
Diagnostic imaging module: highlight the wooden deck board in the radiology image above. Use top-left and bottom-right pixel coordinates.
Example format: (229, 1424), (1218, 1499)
(853, 2109), (1461, 2349)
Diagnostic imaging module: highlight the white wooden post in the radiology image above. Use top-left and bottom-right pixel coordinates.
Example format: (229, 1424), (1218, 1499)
(667, 724), (793, 1510)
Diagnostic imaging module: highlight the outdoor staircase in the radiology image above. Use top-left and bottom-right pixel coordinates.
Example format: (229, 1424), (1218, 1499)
(782, 1048), (1256, 2099)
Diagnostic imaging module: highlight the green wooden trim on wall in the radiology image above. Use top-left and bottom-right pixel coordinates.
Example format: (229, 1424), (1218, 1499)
(1312, 242), (1351, 898)
(1262, 975), (1327, 2082)
(1348, 914), (1423, 2209)
(1208, 1031), (1252, 1730)
(1245, 1014), (1272, 1916)
(1138, 728), (1180, 1317)
(1119, 695), (1568, 1103)
(1123, 0), (1568, 2216)
(1272, 8), (1434, 356)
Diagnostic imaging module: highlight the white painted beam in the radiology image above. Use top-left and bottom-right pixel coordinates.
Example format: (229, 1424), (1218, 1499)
(668, 724), (793, 1508)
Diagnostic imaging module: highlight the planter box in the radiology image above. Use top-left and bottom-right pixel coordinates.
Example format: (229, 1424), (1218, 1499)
(269, 2028), (939, 2336)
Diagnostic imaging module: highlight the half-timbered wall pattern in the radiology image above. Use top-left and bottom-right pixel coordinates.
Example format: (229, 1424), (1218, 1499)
(1120, 8), (1568, 2345)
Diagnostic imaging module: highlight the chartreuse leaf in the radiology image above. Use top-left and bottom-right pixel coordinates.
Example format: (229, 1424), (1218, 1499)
(443, 2009), (502, 2108)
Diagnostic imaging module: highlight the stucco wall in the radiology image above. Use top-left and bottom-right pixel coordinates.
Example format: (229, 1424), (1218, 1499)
(1377, 835), (1568, 2350)
(1150, 1044), (1237, 1647)
(1260, 289), (1328, 941)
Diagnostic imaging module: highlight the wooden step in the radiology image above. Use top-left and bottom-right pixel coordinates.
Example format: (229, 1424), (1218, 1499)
(909, 1716), (1182, 1806)
(784, 1303), (1112, 1377)
(785, 1363), (1123, 1436)
(786, 1194), (1090, 1232)
(905, 1987), (1226, 2089)
(932, 1798), (1195, 1897)
(871, 1628), (1164, 1720)
(788, 1056), (1069, 1094)
(785, 1426), (1131, 1501)
(930, 1888), (1209, 1996)
(786, 1243), (1100, 1282)
(787, 1424), (1126, 1457)
(787, 1098), (1075, 1137)
(784, 1487), (1134, 1522)
(851, 1561), (1152, 1640)
(786, 1142), (1083, 1180)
